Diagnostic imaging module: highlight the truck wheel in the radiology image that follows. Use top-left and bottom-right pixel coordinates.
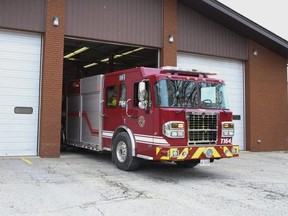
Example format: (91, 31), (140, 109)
(112, 132), (141, 171)
(175, 160), (199, 168)
(60, 128), (67, 151)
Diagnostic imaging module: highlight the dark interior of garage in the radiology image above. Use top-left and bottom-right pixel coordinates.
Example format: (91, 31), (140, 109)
(63, 38), (159, 82)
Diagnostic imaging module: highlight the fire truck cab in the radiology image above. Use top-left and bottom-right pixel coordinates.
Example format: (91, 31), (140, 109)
(65, 67), (239, 171)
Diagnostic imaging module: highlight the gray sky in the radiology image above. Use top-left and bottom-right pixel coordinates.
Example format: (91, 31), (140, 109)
(217, 0), (288, 41)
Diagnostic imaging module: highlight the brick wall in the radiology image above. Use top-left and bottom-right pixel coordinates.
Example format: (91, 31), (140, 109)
(161, 0), (177, 67)
(246, 40), (288, 151)
(39, 0), (65, 157)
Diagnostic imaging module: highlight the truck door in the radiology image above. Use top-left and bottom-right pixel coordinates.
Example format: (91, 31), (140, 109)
(102, 75), (122, 149)
(125, 79), (154, 154)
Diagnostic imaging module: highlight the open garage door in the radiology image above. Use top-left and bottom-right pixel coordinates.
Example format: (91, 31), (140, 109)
(62, 38), (159, 145)
(63, 38), (159, 81)
(0, 30), (41, 156)
(177, 52), (245, 150)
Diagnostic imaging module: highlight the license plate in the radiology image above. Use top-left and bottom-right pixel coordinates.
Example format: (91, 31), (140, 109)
(200, 159), (210, 166)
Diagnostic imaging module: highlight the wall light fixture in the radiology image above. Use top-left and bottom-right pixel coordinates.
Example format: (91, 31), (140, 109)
(168, 35), (174, 43)
(53, 17), (59, 27)
(253, 49), (258, 56)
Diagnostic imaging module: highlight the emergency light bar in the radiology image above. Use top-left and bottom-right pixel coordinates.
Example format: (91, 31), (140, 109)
(161, 66), (217, 76)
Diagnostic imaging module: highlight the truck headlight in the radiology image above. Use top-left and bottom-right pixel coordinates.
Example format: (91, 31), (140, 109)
(222, 122), (234, 137)
(231, 147), (238, 154)
(163, 121), (185, 138)
(205, 148), (213, 158)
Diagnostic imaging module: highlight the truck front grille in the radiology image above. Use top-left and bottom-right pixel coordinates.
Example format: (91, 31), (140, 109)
(186, 112), (218, 145)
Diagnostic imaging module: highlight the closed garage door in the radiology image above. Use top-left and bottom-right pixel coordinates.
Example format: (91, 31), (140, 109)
(0, 30), (41, 156)
(177, 52), (245, 150)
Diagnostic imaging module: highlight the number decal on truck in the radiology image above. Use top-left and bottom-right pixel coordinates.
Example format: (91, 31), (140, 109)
(221, 138), (232, 144)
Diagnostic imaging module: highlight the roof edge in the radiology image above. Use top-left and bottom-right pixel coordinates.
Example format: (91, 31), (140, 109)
(207, 0), (288, 48)
(178, 0), (288, 58)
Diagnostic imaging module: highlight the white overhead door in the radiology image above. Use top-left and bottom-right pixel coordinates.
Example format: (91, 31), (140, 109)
(177, 52), (245, 150)
(0, 30), (41, 156)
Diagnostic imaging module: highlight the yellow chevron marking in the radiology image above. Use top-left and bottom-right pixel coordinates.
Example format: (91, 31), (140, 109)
(192, 147), (205, 159)
(211, 147), (221, 158)
(223, 146), (233, 157)
(169, 148), (178, 158)
(161, 155), (170, 160)
(156, 147), (170, 160)
(234, 146), (240, 154)
(157, 145), (238, 161)
(156, 147), (161, 155)
(177, 148), (189, 160)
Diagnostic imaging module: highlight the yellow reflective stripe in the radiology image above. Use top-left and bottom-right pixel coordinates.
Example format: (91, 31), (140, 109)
(192, 147), (205, 159)
(177, 148), (188, 160)
(161, 155), (170, 160)
(169, 148), (178, 158)
(223, 146), (233, 157)
(234, 146), (240, 154)
(156, 147), (170, 160)
(211, 147), (221, 158)
(156, 147), (161, 155)
(156, 146), (238, 160)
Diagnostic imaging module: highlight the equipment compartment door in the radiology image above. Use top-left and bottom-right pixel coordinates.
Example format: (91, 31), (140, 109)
(80, 75), (103, 150)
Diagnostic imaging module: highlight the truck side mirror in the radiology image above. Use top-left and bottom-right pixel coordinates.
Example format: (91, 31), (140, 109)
(138, 81), (147, 109)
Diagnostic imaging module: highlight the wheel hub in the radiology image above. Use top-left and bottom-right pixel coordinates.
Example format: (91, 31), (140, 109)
(116, 141), (127, 162)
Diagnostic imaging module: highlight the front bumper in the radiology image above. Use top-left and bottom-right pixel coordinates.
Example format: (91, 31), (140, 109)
(155, 145), (239, 161)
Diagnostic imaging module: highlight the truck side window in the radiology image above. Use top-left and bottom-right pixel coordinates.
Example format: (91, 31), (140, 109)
(119, 84), (126, 108)
(106, 85), (117, 108)
(133, 81), (151, 107)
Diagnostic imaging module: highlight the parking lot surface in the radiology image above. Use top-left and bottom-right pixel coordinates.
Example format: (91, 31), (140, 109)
(0, 150), (288, 216)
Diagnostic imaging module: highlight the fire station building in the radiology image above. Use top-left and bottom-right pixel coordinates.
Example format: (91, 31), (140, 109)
(0, 0), (287, 157)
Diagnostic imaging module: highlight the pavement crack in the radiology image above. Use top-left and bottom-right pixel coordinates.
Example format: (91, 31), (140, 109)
(46, 165), (56, 174)
(96, 169), (150, 201)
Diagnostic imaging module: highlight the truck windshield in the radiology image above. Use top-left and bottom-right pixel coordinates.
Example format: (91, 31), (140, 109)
(155, 79), (229, 109)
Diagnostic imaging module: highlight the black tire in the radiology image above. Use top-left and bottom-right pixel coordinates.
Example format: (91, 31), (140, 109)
(112, 132), (141, 171)
(60, 128), (67, 151)
(175, 160), (199, 168)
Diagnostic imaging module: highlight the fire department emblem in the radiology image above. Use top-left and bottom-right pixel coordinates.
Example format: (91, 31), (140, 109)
(138, 116), (145, 128)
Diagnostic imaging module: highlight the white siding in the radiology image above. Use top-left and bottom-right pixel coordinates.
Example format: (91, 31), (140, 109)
(177, 52), (245, 150)
(0, 30), (41, 156)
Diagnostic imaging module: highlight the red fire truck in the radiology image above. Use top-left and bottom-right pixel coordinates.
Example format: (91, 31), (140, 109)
(64, 66), (239, 171)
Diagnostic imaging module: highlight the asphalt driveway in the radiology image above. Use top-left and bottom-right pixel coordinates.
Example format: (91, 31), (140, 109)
(1, 149), (287, 216)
